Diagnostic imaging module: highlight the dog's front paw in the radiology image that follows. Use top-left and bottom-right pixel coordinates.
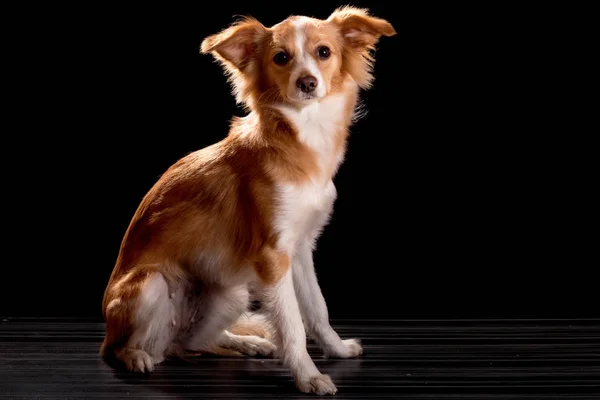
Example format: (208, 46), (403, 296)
(296, 374), (338, 395)
(325, 338), (363, 359)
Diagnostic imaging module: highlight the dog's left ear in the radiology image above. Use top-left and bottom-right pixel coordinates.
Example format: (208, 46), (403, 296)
(200, 17), (267, 72)
(328, 6), (396, 49)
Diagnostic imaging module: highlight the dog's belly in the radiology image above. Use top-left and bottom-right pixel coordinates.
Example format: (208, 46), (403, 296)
(274, 179), (337, 255)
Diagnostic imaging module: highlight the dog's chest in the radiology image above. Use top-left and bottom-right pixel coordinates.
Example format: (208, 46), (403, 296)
(277, 93), (347, 174)
(272, 95), (348, 253)
(274, 179), (337, 254)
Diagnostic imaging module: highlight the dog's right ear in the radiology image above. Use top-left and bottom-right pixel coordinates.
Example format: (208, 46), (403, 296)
(200, 17), (267, 72)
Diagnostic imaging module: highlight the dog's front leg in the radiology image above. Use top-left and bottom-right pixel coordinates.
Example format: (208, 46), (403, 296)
(293, 241), (363, 358)
(259, 250), (337, 395)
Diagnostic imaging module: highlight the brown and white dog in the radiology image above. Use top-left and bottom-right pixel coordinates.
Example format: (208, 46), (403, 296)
(101, 6), (395, 395)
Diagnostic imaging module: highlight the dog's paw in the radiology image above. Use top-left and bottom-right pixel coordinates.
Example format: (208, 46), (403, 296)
(325, 338), (363, 359)
(341, 338), (363, 358)
(240, 337), (277, 357)
(296, 374), (338, 395)
(121, 349), (155, 373)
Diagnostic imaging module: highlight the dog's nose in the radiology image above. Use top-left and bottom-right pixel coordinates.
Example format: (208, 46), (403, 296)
(296, 75), (318, 94)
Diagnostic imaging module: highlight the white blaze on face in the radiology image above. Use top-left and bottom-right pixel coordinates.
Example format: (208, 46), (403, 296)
(290, 18), (326, 99)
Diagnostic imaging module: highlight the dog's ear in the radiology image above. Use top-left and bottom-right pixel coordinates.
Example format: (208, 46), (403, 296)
(200, 17), (267, 72)
(328, 7), (395, 90)
(328, 6), (396, 50)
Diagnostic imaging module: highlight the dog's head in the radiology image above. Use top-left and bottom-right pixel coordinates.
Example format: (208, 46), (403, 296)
(201, 6), (395, 108)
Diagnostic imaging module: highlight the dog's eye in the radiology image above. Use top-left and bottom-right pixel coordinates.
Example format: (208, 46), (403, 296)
(317, 46), (331, 60)
(273, 51), (289, 66)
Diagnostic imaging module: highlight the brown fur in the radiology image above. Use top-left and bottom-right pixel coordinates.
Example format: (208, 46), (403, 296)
(101, 6), (395, 378)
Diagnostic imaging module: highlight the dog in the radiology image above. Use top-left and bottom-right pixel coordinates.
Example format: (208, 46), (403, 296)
(101, 6), (395, 395)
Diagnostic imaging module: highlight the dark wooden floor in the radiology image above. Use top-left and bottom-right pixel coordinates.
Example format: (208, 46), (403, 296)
(1, 318), (599, 399)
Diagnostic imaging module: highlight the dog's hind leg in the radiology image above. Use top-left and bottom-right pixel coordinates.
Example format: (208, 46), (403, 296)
(102, 270), (178, 372)
(216, 329), (277, 357)
(182, 284), (250, 353)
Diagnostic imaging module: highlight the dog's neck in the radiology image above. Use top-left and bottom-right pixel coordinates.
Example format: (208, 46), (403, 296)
(258, 78), (360, 180)
(228, 77), (360, 183)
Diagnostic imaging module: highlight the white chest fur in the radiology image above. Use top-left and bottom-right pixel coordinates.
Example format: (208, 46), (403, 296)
(276, 92), (347, 175)
(273, 94), (349, 255)
(274, 179), (337, 256)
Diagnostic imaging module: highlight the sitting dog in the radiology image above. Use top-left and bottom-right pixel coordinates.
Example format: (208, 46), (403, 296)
(101, 6), (395, 395)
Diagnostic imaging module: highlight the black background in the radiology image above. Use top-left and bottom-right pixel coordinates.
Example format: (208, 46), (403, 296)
(1, 2), (595, 320)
